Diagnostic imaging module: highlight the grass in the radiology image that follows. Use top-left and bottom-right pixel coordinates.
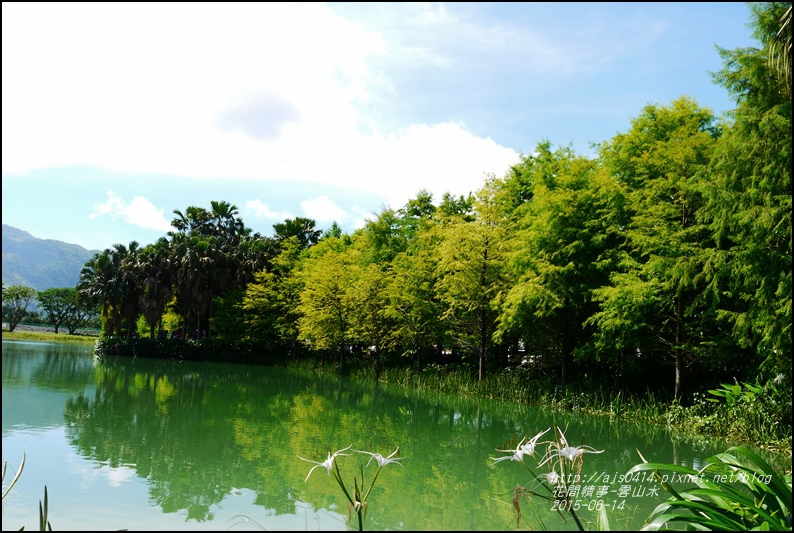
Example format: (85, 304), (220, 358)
(2, 330), (98, 344)
(301, 359), (792, 459)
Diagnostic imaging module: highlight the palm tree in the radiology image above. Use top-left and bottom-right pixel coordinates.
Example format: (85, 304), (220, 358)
(78, 249), (119, 336)
(769, 5), (792, 98)
(140, 238), (173, 339)
(113, 242), (144, 339)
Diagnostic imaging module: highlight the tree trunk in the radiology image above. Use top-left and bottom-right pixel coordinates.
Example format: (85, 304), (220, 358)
(674, 298), (684, 401)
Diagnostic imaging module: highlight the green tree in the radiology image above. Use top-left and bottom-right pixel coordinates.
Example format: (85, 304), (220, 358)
(77, 246), (127, 337)
(37, 287), (78, 334)
(63, 293), (97, 335)
(115, 242), (144, 339)
(139, 238), (173, 339)
(2, 284), (38, 332)
(435, 177), (508, 381)
(296, 236), (358, 371)
(347, 261), (396, 377)
(496, 142), (626, 385)
(242, 236), (305, 354)
(706, 1), (792, 376)
(272, 217), (322, 249)
(168, 202), (262, 338)
(386, 232), (444, 372)
(590, 97), (721, 400)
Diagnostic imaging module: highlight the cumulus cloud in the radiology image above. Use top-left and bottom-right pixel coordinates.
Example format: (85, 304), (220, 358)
(301, 196), (347, 223)
(245, 199), (293, 220)
(1, 3), (518, 209)
(216, 90), (301, 141)
(90, 191), (173, 232)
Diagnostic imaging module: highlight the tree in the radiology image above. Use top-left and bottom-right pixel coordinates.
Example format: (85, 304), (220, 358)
(37, 287), (78, 334)
(435, 177), (508, 381)
(116, 241), (144, 339)
(590, 97), (721, 400)
(706, 2), (792, 376)
(63, 295), (97, 335)
(77, 248), (123, 337)
(2, 284), (38, 332)
(139, 238), (173, 339)
(347, 261), (396, 377)
(242, 236), (305, 354)
(386, 232), (445, 372)
(767, 4), (791, 98)
(296, 236), (358, 371)
(496, 142), (626, 385)
(168, 201), (266, 339)
(273, 217), (322, 249)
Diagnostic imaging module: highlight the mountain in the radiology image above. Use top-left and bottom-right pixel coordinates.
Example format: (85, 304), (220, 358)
(2, 224), (99, 291)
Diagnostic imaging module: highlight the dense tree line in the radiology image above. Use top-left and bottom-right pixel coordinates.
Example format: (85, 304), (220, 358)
(31, 3), (786, 403)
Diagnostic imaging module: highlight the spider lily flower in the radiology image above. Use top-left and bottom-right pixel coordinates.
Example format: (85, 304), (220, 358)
(541, 469), (562, 487)
(298, 445), (352, 481)
(492, 428), (550, 464)
(540, 428), (603, 467)
(355, 448), (404, 468)
(521, 428), (550, 457)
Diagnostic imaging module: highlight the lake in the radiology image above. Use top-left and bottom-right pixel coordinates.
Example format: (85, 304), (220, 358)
(1, 339), (754, 531)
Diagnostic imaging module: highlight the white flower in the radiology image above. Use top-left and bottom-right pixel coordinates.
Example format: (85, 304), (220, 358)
(520, 428), (550, 457)
(298, 445), (352, 481)
(493, 437), (530, 463)
(354, 447), (404, 468)
(541, 470), (562, 486)
(540, 427), (603, 467)
(493, 428), (550, 464)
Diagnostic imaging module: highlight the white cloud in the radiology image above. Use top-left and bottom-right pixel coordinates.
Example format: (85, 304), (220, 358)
(90, 191), (173, 232)
(1, 2), (519, 213)
(245, 199), (293, 220)
(301, 196), (347, 223)
(68, 455), (136, 489)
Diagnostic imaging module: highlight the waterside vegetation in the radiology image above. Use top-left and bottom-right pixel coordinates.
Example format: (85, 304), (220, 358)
(3, 0), (791, 472)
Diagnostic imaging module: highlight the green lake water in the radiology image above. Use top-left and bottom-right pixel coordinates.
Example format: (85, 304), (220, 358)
(1, 340), (770, 531)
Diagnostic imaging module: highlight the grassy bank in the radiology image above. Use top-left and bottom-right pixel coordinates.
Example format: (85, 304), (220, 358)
(289, 359), (793, 460)
(2, 330), (98, 344)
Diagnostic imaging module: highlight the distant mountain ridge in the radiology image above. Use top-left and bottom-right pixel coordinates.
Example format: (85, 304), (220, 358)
(2, 224), (99, 291)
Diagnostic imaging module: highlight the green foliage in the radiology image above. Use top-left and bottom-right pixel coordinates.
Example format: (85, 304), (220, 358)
(435, 178), (508, 381)
(707, 378), (759, 406)
(37, 287), (96, 334)
(591, 97), (722, 400)
(2, 284), (38, 332)
(296, 235), (358, 361)
(706, 2), (792, 375)
(497, 141), (625, 385)
(628, 445), (792, 531)
(690, 374), (793, 447)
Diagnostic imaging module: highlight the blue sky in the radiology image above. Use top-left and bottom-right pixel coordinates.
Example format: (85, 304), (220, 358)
(2, 2), (758, 252)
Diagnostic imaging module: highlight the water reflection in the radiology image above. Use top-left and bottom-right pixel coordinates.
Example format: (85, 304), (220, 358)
(3, 340), (768, 531)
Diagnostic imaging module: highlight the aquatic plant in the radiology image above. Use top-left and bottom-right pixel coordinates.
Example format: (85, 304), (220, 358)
(299, 445), (404, 531)
(492, 426), (605, 530)
(627, 445), (792, 530)
(2, 454), (53, 531)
